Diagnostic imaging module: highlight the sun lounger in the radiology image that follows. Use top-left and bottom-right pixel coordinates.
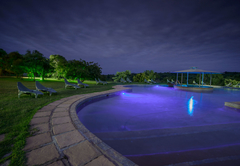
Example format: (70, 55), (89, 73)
(36, 81), (57, 96)
(120, 78), (126, 83)
(225, 82), (232, 87)
(193, 80), (198, 85)
(95, 78), (100, 85)
(150, 79), (156, 83)
(233, 83), (240, 88)
(167, 79), (174, 84)
(64, 78), (80, 89)
(18, 82), (43, 98)
(144, 79), (151, 84)
(77, 79), (89, 88)
(126, 78), (132, 83)
(201, 81), (206, 85)
(98, 78), (107, 85)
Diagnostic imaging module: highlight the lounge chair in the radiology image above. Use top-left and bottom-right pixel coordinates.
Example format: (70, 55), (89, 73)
(36, 81), (57, 96)
(18, 82), (43, 98)
(225, 82), (232, 87)
(64, 78), (80, 89)
(77, 79), (89, 88)
(144, 79), (151, 84)
(193, 80), (198, 85)
(167, 79), (174, 84)
(120, 78), (126, 83)
(98, 78), (107, 85)
(95, 78), (100, 85)
(150, 79), (156, 83)
(201, 81), (206, 85)
(233, 83), (240, 88)
(126, 78), (132, 83)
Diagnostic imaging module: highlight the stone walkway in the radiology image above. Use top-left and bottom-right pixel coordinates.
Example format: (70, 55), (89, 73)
(24, 85), (137, 166)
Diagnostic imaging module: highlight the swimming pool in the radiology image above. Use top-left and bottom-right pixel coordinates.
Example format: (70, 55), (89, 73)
(77, 86), (240, 165)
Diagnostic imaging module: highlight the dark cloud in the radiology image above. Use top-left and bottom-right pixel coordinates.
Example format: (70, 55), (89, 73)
(0, 0), (240, 74)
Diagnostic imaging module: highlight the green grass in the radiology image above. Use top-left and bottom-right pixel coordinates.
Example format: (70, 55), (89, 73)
(0, 77), (119, 166)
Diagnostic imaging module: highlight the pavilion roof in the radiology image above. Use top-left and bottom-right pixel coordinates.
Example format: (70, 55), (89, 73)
(173, 68), (221, 74)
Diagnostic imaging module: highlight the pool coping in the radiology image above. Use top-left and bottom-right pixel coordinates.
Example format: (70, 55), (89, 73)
(24, 85), (137, 166)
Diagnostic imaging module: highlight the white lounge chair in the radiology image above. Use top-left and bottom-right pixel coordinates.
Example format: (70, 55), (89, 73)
(201, 81), (206, 85)
(233, 83), (240, 88)
(193, 80), (198, 85)
(225, 82), (232, 87)
(98, 78), (107, 85)
(144, 79), (151, 84)
(167, 79), (174, 84)
(120, 78), (126, 83)
(126, 78), (132, 83)
(18, 82), (43, 98)
(36, 81), (57, 96)
(150, 79), (156, 83)
(64, 78), (80, 89)
(77, 79), (89, 88)
(95, 78), (100, 85)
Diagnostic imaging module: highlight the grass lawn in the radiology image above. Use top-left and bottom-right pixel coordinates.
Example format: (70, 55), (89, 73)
(0, 77), (119, 166)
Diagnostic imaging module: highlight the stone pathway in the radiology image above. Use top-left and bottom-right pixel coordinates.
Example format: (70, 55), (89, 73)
(24, 85), (137, 166)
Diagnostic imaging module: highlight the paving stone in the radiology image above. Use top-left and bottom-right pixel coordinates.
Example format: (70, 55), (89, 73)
(24, 132), (52, 150)
(57, 104), (70, 108)
(63, 141), (101, 166)
(53, 123), (75, 135)
(26, 144), (59, 166)
(0, 134), (5, 142)
(47, 160), (65, 166)
(85, 155), (115, 166)
(52, 117), (71, 126)
(39, 105), (56, 112)
(30, 117), (49, 125)
(33, 111), (51, 118)
(54, 107), (68, 112)
(52, 112), (69, 118)
(55, 130), (85, 148)
(31, 123), (49, 133)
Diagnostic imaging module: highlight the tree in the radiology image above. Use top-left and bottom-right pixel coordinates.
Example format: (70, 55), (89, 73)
(24, 50), (47, 81)
(65, 59), (89, 80)
(133, 73), (146, 82)
(0, 49), (8, 76)
(87, 62), (102, 80)
(3, 51), (25, 78)
(112, 70), (131, 82)
(49, 54), (68, 79)
(144, 70), (156, 80)
(36, 58), (53, 81)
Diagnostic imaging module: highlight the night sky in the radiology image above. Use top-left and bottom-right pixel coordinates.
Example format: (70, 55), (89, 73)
(0, 0), (240, 74)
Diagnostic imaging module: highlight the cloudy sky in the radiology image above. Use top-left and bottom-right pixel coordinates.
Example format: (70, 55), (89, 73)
(0, 0), (240, 74)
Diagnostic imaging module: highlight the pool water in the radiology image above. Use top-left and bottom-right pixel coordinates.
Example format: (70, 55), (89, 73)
(77, 86), (240, 162)
(78, 86), (240, 133)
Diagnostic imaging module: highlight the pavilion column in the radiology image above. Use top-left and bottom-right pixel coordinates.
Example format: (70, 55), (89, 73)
(181, 73), (183, 85)
(210, 73), (212, 85)
(202, 72), (204, 86)
(187, 72), (189, 85)
(176, 73), (178, 84)
(199, 73), (201, 86)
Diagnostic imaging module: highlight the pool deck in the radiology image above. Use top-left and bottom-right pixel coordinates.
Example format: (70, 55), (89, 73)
(23, 85), (137, 166)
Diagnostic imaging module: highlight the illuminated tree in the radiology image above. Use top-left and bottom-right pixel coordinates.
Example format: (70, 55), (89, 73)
(49, 54), (68, 79)
(24, 50), (48, 81)
(112, 70), (131, 82)
(144, 70), (156, 80)
(133, 73), (146, 82)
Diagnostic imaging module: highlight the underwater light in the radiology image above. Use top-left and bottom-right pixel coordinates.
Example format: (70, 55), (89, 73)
(188, 96), (194, 116)
(122, 93), (125, 94)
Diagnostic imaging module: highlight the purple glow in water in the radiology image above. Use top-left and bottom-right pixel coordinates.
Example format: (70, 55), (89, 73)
(78, 86), (240, 133)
